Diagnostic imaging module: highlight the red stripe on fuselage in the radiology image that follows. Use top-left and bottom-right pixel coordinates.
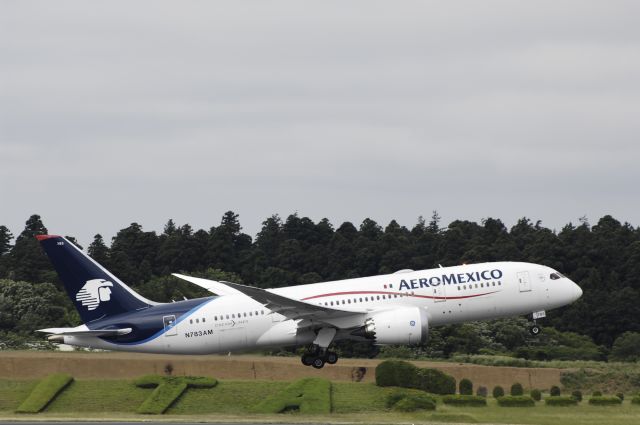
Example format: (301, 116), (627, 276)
(300, 290), (500, 301)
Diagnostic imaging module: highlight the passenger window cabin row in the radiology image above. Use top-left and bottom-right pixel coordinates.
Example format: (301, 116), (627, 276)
(188, 281), (504, 325)
(189, 309), (266, 325)
(456, 281), (502, 291)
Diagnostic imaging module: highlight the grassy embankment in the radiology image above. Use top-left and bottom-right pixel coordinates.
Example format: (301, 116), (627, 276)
(447, 355), (640, 393)
(1, 378), (639, 424)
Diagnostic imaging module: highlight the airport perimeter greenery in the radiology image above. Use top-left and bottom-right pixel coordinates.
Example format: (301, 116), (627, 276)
(2, 212), (640, 364)
(1, 377), (640, 425)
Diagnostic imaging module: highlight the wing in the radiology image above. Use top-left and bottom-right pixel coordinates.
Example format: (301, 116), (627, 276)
(173, 274), (362, 323)
(172, 273), (244, 296)
(212, 282), (364, 321)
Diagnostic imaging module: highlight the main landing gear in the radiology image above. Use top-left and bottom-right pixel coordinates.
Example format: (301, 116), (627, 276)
(300, 327), (338, 369)
(301, 347), (339, 369)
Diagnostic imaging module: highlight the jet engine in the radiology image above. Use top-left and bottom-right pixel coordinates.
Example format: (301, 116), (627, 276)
(351, 306), (428, 345)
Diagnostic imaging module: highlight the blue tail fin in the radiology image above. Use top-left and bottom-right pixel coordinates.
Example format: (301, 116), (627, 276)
(37, 235), (156, 323)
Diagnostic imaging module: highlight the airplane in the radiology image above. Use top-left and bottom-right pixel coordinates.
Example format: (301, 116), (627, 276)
(36, 234), (582, 369)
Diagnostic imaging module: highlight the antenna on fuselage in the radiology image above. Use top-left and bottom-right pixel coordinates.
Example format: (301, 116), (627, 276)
(438, 264), (443, 268)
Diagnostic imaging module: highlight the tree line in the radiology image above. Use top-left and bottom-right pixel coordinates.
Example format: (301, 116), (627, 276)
(1, 212), (639, 360)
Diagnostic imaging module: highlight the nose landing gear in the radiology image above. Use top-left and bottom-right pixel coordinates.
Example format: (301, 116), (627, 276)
(529, 310), (546, 336)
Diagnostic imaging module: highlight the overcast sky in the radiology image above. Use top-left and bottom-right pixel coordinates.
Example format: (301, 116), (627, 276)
(1, 1), (639, 247)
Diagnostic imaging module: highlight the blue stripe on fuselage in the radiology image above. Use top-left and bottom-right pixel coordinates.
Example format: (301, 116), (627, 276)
(87, 296), (218, 345)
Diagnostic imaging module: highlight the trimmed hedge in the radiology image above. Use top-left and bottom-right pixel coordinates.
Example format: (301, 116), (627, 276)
(550, 385), (561, 396)
(375, 360), (456, 395)
(16, 373), (74, 413)
(497, 395), (535, 407)
(545, 396), (578, 406)
(588, 396), (622, 405)
(442, 395), (487, 407)
(134, 375), (217, 414)
(459, 378), (473, 395)
(616, 392), (624, 401)
(530, 389), (542, 401)
(415, 368), (456, 395)
(510, 383), (524, 396)
(252, 378), (331, 414)
(375, 360), (418, 388)
(571, 390), (583, 402)
(476, 386), (488, 398)
(493, 386), (505, 398)
(631, 395), (640, 405)
(592, 390), (603, 397)
(392, 394), (437, 412)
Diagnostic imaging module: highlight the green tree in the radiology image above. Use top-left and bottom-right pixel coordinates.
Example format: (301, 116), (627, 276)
(609, 332), (640, 362)
(8, 215), (54, 283)
(88, 234), (110, 266)
(0, 225), (13, 256)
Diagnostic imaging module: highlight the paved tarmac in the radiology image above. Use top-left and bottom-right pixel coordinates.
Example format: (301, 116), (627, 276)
(0, 423), (309, 425)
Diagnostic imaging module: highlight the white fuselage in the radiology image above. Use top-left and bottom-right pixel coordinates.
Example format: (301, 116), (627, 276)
(63, 261), (582, 354)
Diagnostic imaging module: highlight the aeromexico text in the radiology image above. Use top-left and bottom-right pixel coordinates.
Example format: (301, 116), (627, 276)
(398, 269), (503, 291)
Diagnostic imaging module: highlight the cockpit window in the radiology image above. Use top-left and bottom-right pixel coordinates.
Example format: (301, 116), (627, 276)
(550, 272), (565, 280)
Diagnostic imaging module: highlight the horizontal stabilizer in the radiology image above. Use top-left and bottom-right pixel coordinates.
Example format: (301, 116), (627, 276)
(37, 327), (132, 339)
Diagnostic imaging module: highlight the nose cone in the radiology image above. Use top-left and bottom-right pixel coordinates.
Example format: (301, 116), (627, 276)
(571, 281), (583, 302)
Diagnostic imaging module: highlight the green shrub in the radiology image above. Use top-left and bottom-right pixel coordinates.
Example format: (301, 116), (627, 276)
(386, 390), (410, 409)
(136, 378), (187, 414)
(442, 395), (487, 407)
(375, 361), (456, 395)
(16, 373), (74, 413)
(588, 396), (622, 405)
(415, 368), (456, 395)
(375, 360), (418, 388)
(392, 394), (437, 412)
(252, 378), (331, 414)
(545, 396), (578, 406)
(493, 386), (505, 398)
(497, 395), (535, 407)
(571, 390), (583, 402)
(476, 386), (488, 398)
(550, 385), (561, 396)
(510, 383), (524, 396)
(592, 390), (603, 397)
(530, 389), (542, 401)
(631, 395), (640, 405)
(134, 375), (217, 414)
(459, 378), (473, 395)
(616, 392), (624, 401)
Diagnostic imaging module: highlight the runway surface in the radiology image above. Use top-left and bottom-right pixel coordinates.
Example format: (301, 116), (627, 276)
(0, 423), (301, 425)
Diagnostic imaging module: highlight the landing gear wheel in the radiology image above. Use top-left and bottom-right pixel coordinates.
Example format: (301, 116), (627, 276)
(301, 353), (314, 366)
(529, 325), (541, 336)
(325, 351), (338, 364)
(311, 357), (326, 369)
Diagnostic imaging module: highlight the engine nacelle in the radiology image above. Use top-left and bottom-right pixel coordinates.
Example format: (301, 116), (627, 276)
(352, 307), (428, 345)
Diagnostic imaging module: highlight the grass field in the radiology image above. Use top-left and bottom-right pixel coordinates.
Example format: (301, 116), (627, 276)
(1, 378), (639, 424)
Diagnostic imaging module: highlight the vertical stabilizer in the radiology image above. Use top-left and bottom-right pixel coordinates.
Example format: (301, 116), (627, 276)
(37, 235), (155, 323)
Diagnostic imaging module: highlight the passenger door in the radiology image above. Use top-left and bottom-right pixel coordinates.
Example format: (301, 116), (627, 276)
(163, 315), (177, 336)
(517, 271), (531, 292)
